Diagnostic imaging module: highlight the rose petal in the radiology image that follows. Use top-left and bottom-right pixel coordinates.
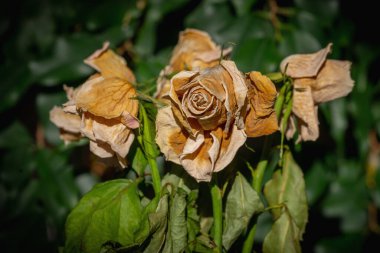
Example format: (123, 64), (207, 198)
(196, 47), (232, 63)
(180, 133), (214, 182)
(285, 115), (297, 140)
(84, 42), (136, 83)
(170, 29), (228, 71)
(212, 126), (247, 173)
(198, 66), (227, 102)
(181, 132), (205, 156)
(91, 116), (135, 158)
(245, 71), (278, 137)
(89, 140), (114, 158)
(298, 106), (319, 142)
(155, 29), (232, 99)
(50, 106), (81, 134)
(312, 60), (354, 104)
(280, 43), (332, 78)
(75, 77), (138, 120)
(156, 106), (189, 164)
(221, 60), (248, 130)
(80, 113), (134, 159)
(121, 111), (140, 129)
(292, 80), (319, 141)
(170, 71), (200, 135)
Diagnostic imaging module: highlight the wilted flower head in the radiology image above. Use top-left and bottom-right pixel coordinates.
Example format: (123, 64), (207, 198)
(280, 43), (354, 142)
(50, 42), (139, 166)
(155, 29), (231, 98)
(156, 59), (278, 182)
(156, 60), (247, 182)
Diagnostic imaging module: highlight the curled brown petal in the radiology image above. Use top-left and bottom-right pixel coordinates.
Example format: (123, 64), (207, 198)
(245, 72), (278, 137)
(50, 106), (81, 134)
(312, 60), (354, 104)
(155, 106), (189, 164)
(75, 77), (138, 120)
(280, 43), (332, 78)
(84, 41), (135, 83)
(292, 81), (319, 141)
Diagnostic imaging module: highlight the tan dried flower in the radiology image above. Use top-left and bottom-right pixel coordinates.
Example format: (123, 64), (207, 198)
(280, 43), (354, 142)
(156, 60), (248, 182)
(49, 42), (139, 166)
(155, 29), (232, 98)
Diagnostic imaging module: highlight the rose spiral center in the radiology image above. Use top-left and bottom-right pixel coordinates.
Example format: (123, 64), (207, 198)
(182, 86), (215, 116)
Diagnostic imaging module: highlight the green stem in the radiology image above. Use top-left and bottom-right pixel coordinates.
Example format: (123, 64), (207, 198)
(139, 105), (161, 196)
(242, 219), (258, 253)
(210, 176), (223, 252)
(147, 155), (161, 196)
(242, 136), (271, 253)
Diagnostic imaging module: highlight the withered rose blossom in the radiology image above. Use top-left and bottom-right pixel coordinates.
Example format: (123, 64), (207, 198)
(156, 59), (278, 182)
(49, 42), (139, 166)
(280, 43), (354, 142)
(155, 28), (232, 99)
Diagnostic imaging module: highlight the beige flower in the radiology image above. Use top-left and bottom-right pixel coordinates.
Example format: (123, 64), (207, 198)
(49, 42), (139, 166)
(155, 29), (232, 99)
(156, 60), (247, 182)
(280, 43), (354, 142)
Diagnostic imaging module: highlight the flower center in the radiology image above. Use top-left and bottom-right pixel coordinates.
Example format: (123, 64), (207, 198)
(191, 92), (209, 109)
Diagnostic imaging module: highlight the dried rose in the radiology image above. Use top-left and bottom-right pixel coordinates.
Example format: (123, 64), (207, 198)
(280, 43), (354, 141)
(156, 60), (247, 182)
(49, 42), (139, 166)
(155, 29), (232, 99)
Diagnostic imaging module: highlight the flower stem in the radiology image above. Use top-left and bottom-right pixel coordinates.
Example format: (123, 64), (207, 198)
(139, 104), (161, 196)
(147, 155), (161, 196)
(210, 176), (223, 252)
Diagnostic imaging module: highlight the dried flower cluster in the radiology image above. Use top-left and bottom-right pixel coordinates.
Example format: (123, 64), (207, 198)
(50, 29), (353, 182)
(155, 29), (278, 181)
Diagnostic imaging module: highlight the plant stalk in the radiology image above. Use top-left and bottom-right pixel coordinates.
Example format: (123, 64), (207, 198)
(210, 176), (223, 252)
(139, 105), (161, 196)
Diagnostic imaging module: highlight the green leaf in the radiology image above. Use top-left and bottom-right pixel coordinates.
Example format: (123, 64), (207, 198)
(0, 122), (33, 148)
(0, 64), (33, 113)
(130, 142), (148, 176)
(222, 172), (264, 250)
(294, 0), (338, 23)
(262, 210), (301, 253)
(233, 37), (280, 73)
(187, 189), (200, 252)
(162, 188), (188, 253)
(305, 162), (330, 206)
(29, 32), (125, 87)
(264, 150), (308, 238)
(279, 30), (321, 57)
(231, 0), (257, 16)
(321, 160), (368, 233)
(185, 1), (233, 39)
(314, 234), (363, 253)
(64, 179), (149, 253)
(144, 194), (169, 253)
